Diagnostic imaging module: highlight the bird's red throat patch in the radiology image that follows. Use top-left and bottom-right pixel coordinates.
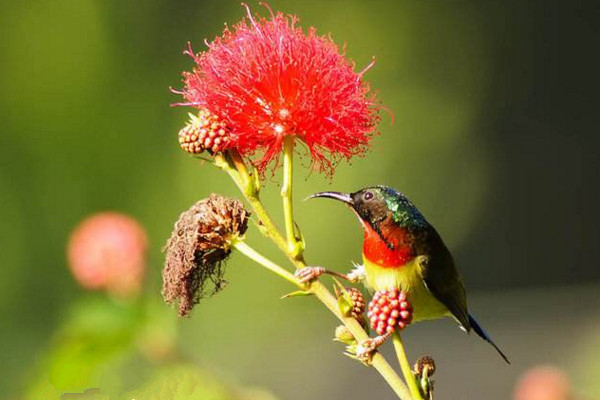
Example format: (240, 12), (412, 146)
(362, 219), (414, 268)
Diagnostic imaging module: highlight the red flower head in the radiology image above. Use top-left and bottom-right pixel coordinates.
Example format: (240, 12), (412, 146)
(176, 4), (380, 174)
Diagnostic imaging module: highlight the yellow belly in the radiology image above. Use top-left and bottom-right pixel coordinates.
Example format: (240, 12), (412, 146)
(363, 257), (450, 323)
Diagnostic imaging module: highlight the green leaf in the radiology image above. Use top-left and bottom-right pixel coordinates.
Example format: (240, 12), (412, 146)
(333, 280), (353, 317)
(280, 290), (312, 299)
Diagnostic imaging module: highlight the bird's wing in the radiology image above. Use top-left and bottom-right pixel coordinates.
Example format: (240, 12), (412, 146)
(416, 229), (471, 331)
(416, 229), (510, 363)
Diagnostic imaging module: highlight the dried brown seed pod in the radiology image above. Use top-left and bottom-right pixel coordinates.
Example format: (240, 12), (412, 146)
(162, 194), (249, 316)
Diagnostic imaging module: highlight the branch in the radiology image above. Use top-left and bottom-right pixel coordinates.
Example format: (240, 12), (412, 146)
(393, 333), (423, 400)
(214, 150), (413, 400)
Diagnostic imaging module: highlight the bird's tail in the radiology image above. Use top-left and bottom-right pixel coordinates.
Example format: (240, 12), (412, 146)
(468, 314), (510, 364)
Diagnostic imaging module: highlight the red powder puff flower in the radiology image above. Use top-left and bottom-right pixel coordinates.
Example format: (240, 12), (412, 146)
(175, 4), (380, 174)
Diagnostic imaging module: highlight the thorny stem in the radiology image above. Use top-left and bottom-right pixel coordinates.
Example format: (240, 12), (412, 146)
(213, 150), (412, 400)
(393, 333), (424, 400)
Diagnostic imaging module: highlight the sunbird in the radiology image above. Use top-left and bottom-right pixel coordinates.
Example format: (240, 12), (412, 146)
(297, 185), (509, 363)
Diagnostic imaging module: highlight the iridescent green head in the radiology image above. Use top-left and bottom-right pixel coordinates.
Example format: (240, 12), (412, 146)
(308, 185), (429, 230)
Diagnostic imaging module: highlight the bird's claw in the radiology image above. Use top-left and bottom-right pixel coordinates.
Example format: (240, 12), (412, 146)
(355, 332), (392, 364)
(295, 266), (325, 284)
(355, 339), (378, 364)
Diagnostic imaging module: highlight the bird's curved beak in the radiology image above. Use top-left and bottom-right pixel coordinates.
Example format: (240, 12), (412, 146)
(306, 191), (354, 206)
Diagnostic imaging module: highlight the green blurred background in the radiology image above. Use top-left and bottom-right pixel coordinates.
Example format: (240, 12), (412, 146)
(1, 0), (598, 399)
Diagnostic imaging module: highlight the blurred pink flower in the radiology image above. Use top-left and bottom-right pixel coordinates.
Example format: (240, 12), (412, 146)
(514, 366), (571, 400)
(67, 212), (148, 296)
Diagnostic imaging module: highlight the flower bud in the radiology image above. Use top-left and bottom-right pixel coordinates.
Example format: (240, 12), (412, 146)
(414, 356), (436, 400)
(367, 288), (413, 335)
(414, 356), (436, 377)
(334, 325), (356, 345)
(178, 110), (231, 155)
(335, 286), (366, 326)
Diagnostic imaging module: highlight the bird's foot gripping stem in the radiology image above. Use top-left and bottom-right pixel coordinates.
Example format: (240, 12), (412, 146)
(295, 264), (365, 284)
(294, 266), (326, 284)
(356, 332), (393, 364)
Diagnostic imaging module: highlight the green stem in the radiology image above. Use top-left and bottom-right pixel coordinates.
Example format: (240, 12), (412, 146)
(309, 282), (413, 400)
(393, 333), (423, 400)
(281, 136), (302, 260)
(215, 152), (289, 254)
(233, 241), (299, 286)
(233, 241), (412, 400)
(214, 150), (412, 400)
(230, 152), (252, 195)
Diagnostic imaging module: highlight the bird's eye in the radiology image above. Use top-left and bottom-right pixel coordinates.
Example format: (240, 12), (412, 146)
(363, 191), (374, 201)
